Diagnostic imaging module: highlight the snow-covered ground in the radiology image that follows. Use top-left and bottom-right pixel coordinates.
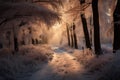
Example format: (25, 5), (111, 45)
(0, 44), (120, 80)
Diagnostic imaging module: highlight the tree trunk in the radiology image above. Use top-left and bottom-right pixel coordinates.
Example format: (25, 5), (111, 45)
(70, 26), (74, 48)
(73, 23), (78, 49)
(13, 27), (19, 52)
(14, 37), (19, 52)
(81, 14), (91, 49)
(66, 23), (71, 46)
(92, 0), (102, 55)
(66, 23), (78, 49)
(80, 0), (92, 49)
(113, 0), (120, 53)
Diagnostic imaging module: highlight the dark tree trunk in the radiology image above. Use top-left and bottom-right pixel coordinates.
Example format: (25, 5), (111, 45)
(66, 23), (78, 49)
(66, 23), (71, 46)
(32, 38), (35, 44)
(92, 0), (102, 55)
(80, 0), (92, 49)
(73, 23), (78, 49)
(14, 37), (19, 52)
(13, 27), (19, 52)
(6, 31), (11, 48)
(0, 43), (3, 49)
(70, 27), (74, 48)
(113, 0), (120, 53)
(90, 27), (92, 46)
(36, 39), (38, 44)
(81, 14), (91, 49)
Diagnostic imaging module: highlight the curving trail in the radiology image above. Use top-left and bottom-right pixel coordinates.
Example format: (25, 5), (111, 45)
(30, 49), (86, 80)
(29, 46), (113, 80)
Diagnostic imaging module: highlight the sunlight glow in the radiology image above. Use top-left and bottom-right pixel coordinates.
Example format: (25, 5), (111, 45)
(106, 8), (112, 16)
(49, 53), (84, 76)
(52, 22), (61, 29)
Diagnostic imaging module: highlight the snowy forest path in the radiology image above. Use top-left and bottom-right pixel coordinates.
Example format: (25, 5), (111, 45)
(28, 45), (113, 80)
(29, 47), (89, 80)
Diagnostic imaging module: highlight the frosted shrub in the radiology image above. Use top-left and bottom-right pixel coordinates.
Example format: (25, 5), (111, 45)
(73, 49), (113, 72)
(98, 54), (120, 80)
(0, 55), (36, 80)
(85, 54), (113, 72)
(73, 49), (95, 65)
(19, 45), (54, 62)
(0, 45), (54, 80)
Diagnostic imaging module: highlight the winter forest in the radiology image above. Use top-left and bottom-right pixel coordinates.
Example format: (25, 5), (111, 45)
(0, 0), (120, 80)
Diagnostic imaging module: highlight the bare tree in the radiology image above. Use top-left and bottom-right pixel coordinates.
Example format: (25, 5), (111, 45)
(73, 23), (78, 49)
(113, 0), (120, 53)
(13, 26), (19, 52)
(66, 23), (71, 46)
(79, 0), (91, 49)
(92, 0), (102, 55)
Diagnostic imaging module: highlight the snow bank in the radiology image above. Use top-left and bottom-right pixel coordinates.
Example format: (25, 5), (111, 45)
(97, 53), (120, 80)
(0, 45), (120, 80)
(0, 45), (54, 80)
(73, 49), (113, 72)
